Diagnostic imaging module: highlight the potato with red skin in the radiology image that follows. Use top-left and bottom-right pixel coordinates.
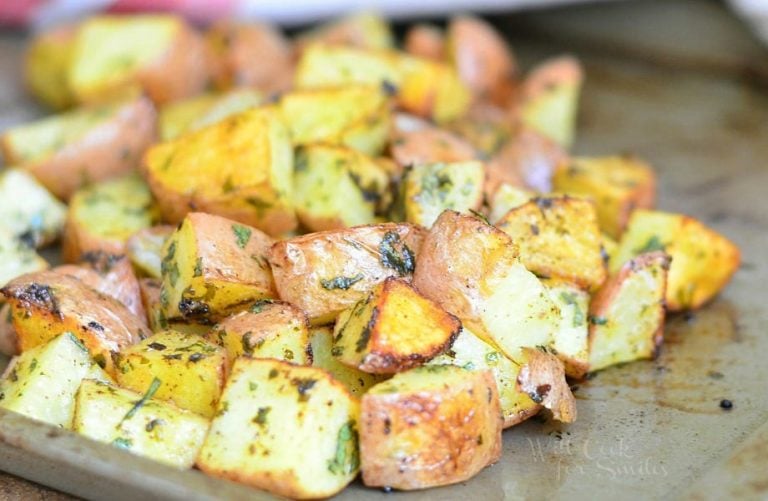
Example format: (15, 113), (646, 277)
(391, 125), (477, 170)
(206, 21), (294, 94)
(1, 270), (148, 376)
(404, 24), (445, 61)
(447, 15), (516, 101)
(360, 365), (502, 490)
(0, 97), (157, 201)
(268, 223), (425, 325)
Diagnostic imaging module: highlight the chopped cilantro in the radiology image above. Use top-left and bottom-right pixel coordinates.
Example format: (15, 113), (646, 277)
(320, 274), (364, 290)
(232, 224), (252, 249)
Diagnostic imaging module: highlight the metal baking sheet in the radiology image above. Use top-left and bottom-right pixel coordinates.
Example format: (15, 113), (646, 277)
(1, 0), (767, 499)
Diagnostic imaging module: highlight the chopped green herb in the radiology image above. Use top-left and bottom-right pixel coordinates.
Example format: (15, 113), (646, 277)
(485, 351), (501, 364)
(588, 315), (608, 326)
(112, 437), (133, 450)
(193, 257), (203, 277)
(469, 209), (490, 225)
(249, 299), (275, 314)
(327, 420), (360, 475)
(252, 406), (271, 425)
(560, 292), (585, 327)
(232, 224), (252, 249)
(320, 274), (364, 291)
(635, 235), (666, 254)
(378, 232), (415, 276)
(121, 377), (162, 423)
(291, 377), (317, 402)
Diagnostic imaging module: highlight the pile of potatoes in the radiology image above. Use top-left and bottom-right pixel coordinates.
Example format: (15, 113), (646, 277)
(0, 12), (740, 499)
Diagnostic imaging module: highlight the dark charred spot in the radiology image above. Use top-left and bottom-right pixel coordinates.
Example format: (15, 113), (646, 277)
(81, 251), (123, 274)
(87, 320), (104, 332)
(178, 298), (210, 318)
(291, 377), (317, 402)
(383, 418), (391, 435)
(13, 283), (61, 318)
(529, 384), (552, 404)
(355, 307), (379, 353)
(148, 342), (167, 351)
(534, 197), (553, 209)
(189, 353), (204, 363)
(530, 224), (540, 236)
(381, 80), (398, 96)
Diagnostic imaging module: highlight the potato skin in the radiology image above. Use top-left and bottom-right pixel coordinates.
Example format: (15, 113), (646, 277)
(516, 347), (577, 423)
(390, 125), (477, 171)
(1, 97), (157, 201)
(1, 270), (148, 375)
(360, 366), (502, 490)
(268, 223), (425, 325)
(404, 24), (445, 61)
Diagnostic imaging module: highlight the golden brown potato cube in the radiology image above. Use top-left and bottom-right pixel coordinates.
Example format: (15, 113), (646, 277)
(611, 210), (739, 311)
(159, 212), (276, 324)
(516, 347), (577, 422)
(542, 279), (590, 379)
(397, 58), (472, 124)
(402, 161), (485, 228)
(518, 56), (583, 147)
(142, 106), (296, 236)
(1, 270), (148, 375)
(279, 84), (392, 156)
(428, 328), (541, 428)
(447, 15), (516, 100)
(1, 97), (157, 201)
(158, 89), (263, 141)
(589, 252), (670, 372)
(295, 12), (394, 52)
(413, 210), (559, 360)
(404, 23), (445, 60)
(269, 223), (425, 325)
(197, 358), (361, 499)
(115, 330), (226, 418)
(62, 174), (159, 263)
(208, 300), (310, 368)
(333, 277), (460, 374)
(0, 332), (108, 428)
(206, 21), (293, 94)
(57, 251), (146, 320)
(74, 379), (209, 468)
(0, 168), (66, 249)
(68, 15), (211, 105)
(309, 326), (386, 397)
(552, 155), (657, 239)
(360, 365), (502, 490)
(445, 102), (514, 159)
(496, 196), (606, 291)
(24, 25), (76, 110)
(293, 145), (390, 231)
(126, 225), (174, 279)
(0, 304), (17, 356)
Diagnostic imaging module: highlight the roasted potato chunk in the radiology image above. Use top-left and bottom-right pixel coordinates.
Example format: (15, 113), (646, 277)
(158, 89), (263, 141)
(309, 326), (386, 397)
(496, 196), (606, 291)
(611, 210), (739, 311)
(333, 277), (460, 374)
(390, 122), (477, 170)
(68, 15), (211, 105)
(279, 84), (392, 156)
(360, 365), (501, 490)
(1, 97), (157, 200)
(208, 300), (311, 368)
(0, 228), (48, 287)
(0, 168), (66, 248)
(143, 106), (296, 236)
(74, 379), (209, 468)
(413, 210), (559, 360)
(1, 270), (148, 375)
(296, 12), (394, 52)
(206, 21), (293, 94)
(519, 56), (583, 147)
(0, 304), (17, 356)
(268, 223), (425, 325)
(516, 347), (577, 422)
(197, 358), (361, 499)
(24, 25), (76, 110)
(295, 44), (470, 123)
(402, 161), (485, 228)
(589, 252), (670, 372)
(445, 102), (514, 159)
(0, 332), (108, 427)
(447, 15), (516, 101)
(404, 23), (445, 60)
(62, 174), (159, 263)
(553, 155), (656, 238)
(293, 145), (390, 231)
(159, 213), (276, 324)
(428, 328), (541, 428)
(126, 225), (173, 279)
(58, 251), (146, 320)
(115, 330), (226, 418)
(542, 279), (590, 379)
